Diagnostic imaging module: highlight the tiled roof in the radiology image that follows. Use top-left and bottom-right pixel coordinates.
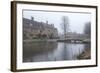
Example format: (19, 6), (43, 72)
(23, 18), (57, 30)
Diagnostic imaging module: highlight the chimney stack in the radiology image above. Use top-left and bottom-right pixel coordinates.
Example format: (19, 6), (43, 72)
(46, 20), (48, 25)
(31, 17), (34, 21)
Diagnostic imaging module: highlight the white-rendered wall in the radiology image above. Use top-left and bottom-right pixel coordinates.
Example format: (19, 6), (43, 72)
(0, 0), (99, 73)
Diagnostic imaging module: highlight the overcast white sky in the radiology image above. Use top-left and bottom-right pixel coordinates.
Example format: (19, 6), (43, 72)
(23, 10), (91, 34)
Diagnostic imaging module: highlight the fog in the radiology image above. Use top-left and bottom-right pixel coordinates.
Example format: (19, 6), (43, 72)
(23, 10), (91, 34)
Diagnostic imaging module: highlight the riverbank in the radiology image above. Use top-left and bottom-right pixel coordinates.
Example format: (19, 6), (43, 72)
(23, 39), (90, 44)
(77, 48), (91, 59)
(23, 39), (57, 42)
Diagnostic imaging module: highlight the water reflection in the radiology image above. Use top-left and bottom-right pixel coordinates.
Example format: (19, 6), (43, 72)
(23, 41), (90, 62)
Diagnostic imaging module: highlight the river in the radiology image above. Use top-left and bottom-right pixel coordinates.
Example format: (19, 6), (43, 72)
(23, 41), (90, 62)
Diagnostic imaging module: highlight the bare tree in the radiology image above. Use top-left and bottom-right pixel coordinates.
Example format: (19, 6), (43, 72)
(61, 16), (69, 40)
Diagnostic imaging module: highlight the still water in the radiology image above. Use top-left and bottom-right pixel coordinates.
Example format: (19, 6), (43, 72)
(23, 41), (90, 62)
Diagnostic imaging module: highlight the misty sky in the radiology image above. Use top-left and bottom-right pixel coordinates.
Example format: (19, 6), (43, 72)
(23, 10), (91, 34)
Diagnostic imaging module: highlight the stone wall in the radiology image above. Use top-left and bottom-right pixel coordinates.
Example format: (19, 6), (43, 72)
(23, 17), (58, 39)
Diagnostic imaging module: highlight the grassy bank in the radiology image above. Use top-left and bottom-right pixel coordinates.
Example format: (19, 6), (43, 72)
(77, 48), (91, 59)
(23, 39), (58, 43)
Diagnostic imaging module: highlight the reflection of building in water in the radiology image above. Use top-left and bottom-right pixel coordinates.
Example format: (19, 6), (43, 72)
(23, 17), (58, 39)
(23, 41), (58, 62)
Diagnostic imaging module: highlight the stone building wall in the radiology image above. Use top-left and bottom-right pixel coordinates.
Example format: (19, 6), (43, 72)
(23, 17), (58, 39)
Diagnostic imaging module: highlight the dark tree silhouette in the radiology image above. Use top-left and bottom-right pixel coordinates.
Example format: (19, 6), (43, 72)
(84, 22), (91, 38)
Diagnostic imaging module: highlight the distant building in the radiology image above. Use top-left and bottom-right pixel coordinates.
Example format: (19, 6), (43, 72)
(23, 17), (58, 39)
(59, 32), (89, 40)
